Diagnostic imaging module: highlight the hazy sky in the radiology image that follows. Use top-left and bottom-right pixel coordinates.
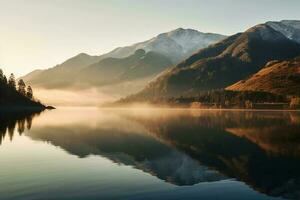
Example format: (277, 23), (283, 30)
(1, 0), (300, 76)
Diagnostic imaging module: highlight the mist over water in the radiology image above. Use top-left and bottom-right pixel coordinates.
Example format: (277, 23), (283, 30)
(34, 88), (116, 106)
(33, 75), (154, 106)
(0, 108), (299, 199)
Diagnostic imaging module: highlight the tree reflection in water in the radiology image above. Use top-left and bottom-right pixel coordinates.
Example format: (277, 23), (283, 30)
(0, 110), (41, 144)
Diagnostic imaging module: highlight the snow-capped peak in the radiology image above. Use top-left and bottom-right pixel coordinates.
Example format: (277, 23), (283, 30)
(266, 20), (300, 43)
(100, 28), (226, 63)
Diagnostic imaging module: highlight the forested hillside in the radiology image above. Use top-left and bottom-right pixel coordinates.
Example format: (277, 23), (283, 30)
(0, 69), (45, 110)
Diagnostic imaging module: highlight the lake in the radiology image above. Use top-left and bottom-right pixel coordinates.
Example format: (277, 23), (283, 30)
(0, 107), (300, 200)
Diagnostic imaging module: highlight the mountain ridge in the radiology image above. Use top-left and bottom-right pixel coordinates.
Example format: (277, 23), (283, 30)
(97, 28), (226, 63)
(80, 49), (173, 87)
(21, 28), (225, 92)
(122, 21), (300, 101)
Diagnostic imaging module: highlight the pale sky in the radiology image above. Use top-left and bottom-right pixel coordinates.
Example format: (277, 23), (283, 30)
(1, 0), (300, 77)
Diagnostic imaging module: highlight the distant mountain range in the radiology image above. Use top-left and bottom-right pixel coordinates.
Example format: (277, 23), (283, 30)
(22, 53), (102, 89)
(24, 49), (172, 89)
(21, 20), (300, 104)
(22, 28), (225, 91)
(81, 49), (172, 86)
(123, 20), (300, 102)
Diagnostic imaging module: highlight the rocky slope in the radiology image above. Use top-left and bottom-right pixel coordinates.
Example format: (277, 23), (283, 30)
(227, 57), (300, 96)
(266, 20), (300, 43)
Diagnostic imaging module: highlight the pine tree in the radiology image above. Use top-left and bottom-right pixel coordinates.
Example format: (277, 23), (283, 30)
(0, 69), (6, 84)
(3, 76), (7, 84)
(26, 86), (33, 99)
(8, 73), (16, 89)
(0, 69), (3, 80)
(18, 79), (26, 95)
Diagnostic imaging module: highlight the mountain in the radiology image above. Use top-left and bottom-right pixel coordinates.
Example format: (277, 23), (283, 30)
(226, 57), (300, 96)
(266, 20), (300, 43)
(98, 28), (226, 63)
(123, 22), (300, 101)
(23, 53), (102, 88)
(81, 49), (172, 86)
(21, 28), (225, 90)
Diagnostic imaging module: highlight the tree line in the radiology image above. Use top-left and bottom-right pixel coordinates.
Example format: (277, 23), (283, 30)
(0, 69), (33, 100)
(171, 90), (300, 109)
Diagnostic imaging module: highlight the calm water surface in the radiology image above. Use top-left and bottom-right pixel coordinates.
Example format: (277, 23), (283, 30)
(1, 108), (300, 200)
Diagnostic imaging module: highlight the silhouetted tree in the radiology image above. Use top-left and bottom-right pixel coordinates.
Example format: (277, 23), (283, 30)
(0, 69), (7, 84)
(18, 79), (26, 96)
(8, 73), (16, 89)
(26, 86), (33, 99)
(0, 69), (3, 80)
(3, 75), (7, 84)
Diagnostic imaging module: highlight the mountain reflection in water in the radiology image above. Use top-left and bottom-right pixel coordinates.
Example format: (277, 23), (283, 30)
(1, 108), (300, 199)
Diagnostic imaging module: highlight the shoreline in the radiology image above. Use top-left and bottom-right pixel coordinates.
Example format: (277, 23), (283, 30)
(0, 105), (55, 112)
(99, 105), (300, 112)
